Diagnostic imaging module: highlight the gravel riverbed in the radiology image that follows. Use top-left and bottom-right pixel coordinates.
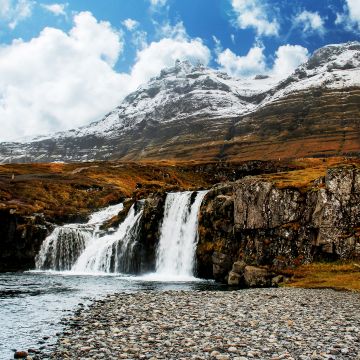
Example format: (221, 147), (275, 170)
(41, 288), (360, 360)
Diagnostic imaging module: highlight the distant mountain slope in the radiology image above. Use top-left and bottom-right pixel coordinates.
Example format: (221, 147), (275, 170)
(0, 42), (359, 163)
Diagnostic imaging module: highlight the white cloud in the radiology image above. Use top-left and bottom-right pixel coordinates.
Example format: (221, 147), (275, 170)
(336, 0), (360, 31)
(130, 38), (211, 86)
(217, 46), (266, 77)
(347, 0), (360, 25)
(157, 21), (187, 39)
(217, 44), (308, 79)
(131, 30), (148, 50)
(41, 3), (67, 17)
(0, 11), (212, 141)
(230, 0), (279, 36)
(122, 18), (139, 31)
(230, 34), (235, 44)
(294, 10), (325, 35)
(212, 35), (222, 54)
(272, 45), (309, 78)
(0, 11), (128, 141)
(0, 0), (12, 18)
(0, 0), (34, 29)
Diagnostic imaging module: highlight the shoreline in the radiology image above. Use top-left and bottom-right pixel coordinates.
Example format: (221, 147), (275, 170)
(34, 288), (360, 360)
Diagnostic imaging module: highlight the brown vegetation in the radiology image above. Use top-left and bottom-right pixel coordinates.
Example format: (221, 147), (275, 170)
(282, 262), (360, 292)
(0, 157), (358, 223)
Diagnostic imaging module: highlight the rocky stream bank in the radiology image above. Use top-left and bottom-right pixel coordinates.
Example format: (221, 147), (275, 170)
(23, 288), (360, 360)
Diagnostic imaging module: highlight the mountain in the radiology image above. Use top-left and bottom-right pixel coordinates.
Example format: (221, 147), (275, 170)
(0, 42), (359, 163)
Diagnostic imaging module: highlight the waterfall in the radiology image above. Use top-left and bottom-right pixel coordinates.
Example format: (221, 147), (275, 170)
(155, 190), (208, 279)
(35, 202), (143, 273)
(72, 205), (143, 273)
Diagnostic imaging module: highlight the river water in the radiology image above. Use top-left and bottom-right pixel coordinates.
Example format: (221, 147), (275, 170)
(1, 191), (215, 359)
(0, 272), (224, 360)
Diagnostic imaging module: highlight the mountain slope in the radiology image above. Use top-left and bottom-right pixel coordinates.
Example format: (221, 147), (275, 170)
(0, 42), (359, 163)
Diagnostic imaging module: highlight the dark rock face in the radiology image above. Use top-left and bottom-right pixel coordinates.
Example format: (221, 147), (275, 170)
(197, 165), (360, 283)
(0, 210), (51, 272)
(196, 184), (236, 279)
(131, 193), (166, 274)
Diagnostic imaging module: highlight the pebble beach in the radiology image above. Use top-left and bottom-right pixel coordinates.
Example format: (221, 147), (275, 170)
(35, 288), (360, 360)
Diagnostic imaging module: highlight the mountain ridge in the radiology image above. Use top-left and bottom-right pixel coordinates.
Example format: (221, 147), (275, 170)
(0, 41), (359, 163)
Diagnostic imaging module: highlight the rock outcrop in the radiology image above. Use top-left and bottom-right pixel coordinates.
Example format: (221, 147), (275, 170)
(0, 210), (51, 272)
(133, 193), (166, 274)
(197, 165), (360, 284)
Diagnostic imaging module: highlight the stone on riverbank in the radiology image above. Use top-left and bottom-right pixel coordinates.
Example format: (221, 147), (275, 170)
(14, 350), (28, 359)
(45, 288), (360, 359)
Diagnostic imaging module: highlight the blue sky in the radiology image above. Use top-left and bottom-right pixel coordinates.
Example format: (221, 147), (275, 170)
(0, 0), (359, 140)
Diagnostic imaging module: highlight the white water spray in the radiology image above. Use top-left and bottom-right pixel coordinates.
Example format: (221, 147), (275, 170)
(154, 190), (208, 279)
(72, 205), (143, 273)
(35, 202), (142, 273)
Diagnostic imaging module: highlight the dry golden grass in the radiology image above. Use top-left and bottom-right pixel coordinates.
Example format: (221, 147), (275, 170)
(261, 157), (360, 190)
(0, 161), (223, 218)
(283, 262), (360, 292)
(0, 157), (358, 220)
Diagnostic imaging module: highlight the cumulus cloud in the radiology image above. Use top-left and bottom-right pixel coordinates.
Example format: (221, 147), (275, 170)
(0, 0), (34, 29)
(336, 0), (360, 31)
(122, 18), (139, 31)
(294, 10), (325, 35)
(347, 0), (360, 25)
(0, 12), (128, 141)
(230, 0), (279, 36)
(41, 3), (67, 16)
(130, 38), (211, 86)
(0, 11), (212, 141)
(217, 46), (266, 77)
(272, 45), (309, 78)
(217, 44), (308, 79)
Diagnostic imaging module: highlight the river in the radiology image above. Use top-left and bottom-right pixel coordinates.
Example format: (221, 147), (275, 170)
(0, 271), (224, 359)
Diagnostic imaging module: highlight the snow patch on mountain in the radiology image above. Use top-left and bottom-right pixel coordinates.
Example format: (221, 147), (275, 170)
(2, 42), (360, 152)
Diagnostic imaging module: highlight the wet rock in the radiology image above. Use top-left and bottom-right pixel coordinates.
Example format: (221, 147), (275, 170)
(14, 350), (28, 359)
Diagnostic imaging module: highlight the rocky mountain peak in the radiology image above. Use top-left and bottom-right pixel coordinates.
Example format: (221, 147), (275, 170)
(306, 41), (360, 71)
(0, 42), (358, 164)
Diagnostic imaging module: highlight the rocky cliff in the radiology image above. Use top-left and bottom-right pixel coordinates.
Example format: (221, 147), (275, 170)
(197, 164), (360, 286)
(1, 160), (359, 287)
(0, 210), (51, 272)
(0, 160), (291, 273)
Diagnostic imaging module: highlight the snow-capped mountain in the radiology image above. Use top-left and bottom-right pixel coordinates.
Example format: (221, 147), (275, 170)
(0, 42), (359, 163)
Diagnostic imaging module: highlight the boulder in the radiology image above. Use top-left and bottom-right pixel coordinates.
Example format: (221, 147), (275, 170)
(227, 271), (242, 286)
(244, 266), (272, 287)
(14, 350), (28, 359)
(212, 252), (232, 282)
(232, 260), (246, 274)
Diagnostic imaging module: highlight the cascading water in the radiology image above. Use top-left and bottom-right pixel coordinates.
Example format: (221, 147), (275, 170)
(36, 203), (123, 271)
(155, 190), (208, 279)
(72, 205), (143, 273)
(35, 202), (143, 274)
